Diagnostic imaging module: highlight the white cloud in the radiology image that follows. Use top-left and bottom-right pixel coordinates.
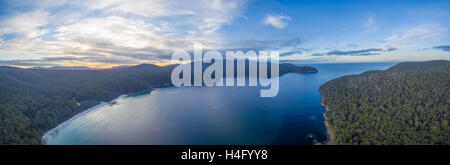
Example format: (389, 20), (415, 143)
(382, 23), (448, 49)
(263, 14), (291, 29)
(401, 24), (447, 40)
(73, 0), (243, 34)
(0, 10), (49, 39)
(363, 15), (378, 32)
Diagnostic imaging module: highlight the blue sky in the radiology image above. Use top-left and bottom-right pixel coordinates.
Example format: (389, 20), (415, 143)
(0, 0), (449, 68)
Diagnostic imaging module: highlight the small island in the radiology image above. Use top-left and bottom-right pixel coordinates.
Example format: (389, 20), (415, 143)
(279, 63), (318, 74)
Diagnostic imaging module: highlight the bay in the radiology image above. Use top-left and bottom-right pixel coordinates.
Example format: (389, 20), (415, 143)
(43, 62), (395, 145)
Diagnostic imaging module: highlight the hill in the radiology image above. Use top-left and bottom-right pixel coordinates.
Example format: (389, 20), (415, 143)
(319, 60), (449, 144)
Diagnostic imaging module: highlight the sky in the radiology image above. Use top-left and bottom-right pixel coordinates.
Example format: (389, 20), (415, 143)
(0, 0), (449, 68)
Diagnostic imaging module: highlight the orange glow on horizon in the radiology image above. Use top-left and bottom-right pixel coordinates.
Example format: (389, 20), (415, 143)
(5, 61), (184, 69)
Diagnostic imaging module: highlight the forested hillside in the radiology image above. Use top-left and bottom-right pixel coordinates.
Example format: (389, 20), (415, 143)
(0, 64), (173, 144)
(319, 60), (449, 144)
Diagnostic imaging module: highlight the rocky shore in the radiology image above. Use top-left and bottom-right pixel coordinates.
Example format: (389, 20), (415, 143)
(320, 94), (334, 145)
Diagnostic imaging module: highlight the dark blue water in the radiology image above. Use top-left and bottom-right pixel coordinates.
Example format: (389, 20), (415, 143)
(43, 63), (396, 145)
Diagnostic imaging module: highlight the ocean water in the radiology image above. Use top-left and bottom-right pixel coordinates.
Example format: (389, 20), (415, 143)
(43, 62), (396, 145)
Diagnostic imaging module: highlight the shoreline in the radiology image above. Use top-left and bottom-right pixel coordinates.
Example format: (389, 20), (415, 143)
(41, 84), (331, 145)
(39, 86), (175, 144)
(41, 94), (130, 145)
(41, 87), (161, 144)
(320, 94), (335, 145)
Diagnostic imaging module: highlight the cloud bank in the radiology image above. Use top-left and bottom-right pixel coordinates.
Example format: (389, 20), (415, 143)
(312, 48), (398, 56)
(433, 45), (450, 52)
(0, 0), (246, 67)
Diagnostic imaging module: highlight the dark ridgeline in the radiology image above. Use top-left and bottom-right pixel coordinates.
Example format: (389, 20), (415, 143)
(319, 60), (449, 145)
(0, 61), (316, 144)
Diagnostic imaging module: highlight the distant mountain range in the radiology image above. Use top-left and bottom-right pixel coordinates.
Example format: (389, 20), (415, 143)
(0, 61), (317, 144)
(29, 62), (318, 74)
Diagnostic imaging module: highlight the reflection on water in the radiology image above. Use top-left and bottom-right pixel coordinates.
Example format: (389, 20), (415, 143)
(44, 63), (395, 145)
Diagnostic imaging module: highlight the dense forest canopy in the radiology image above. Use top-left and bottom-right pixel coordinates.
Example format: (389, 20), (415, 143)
(319, 60), (449, 145)
(0, 64), (174, 144)
(0, 62), (315, 144)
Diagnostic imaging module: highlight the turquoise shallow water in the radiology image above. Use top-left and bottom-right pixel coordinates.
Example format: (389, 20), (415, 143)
(43, 63), (395, 145)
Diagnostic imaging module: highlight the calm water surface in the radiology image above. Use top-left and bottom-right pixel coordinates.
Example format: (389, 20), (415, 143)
(44, 63), (395, 145)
